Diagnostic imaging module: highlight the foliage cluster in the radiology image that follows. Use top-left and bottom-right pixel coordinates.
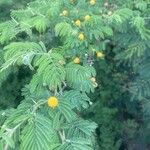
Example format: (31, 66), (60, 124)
(0, 0), (149, 150)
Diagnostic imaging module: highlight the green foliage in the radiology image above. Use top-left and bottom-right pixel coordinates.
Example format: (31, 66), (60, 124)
(0, 0), (149, 149)
(66, 64), (96, 93)
(20, 114), (58, 150)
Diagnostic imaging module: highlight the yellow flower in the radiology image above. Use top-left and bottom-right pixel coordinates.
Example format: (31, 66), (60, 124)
(78, 33), (85, 41)
(90, 0), (96, 5)
(73, 57), (80, 64)
(75, 19), (81, 27)
(96, 52), (105, 58)
(84, 15), (91, 21)
(48, 96), (58, 108)
(62, 10), (68, 16)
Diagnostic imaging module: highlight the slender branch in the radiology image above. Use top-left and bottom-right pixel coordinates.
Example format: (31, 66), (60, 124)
(3, 118), (28, 150)
(31, 99), (47, 114)
(11, 17), (19, 25)
(58, 130), (66, 144)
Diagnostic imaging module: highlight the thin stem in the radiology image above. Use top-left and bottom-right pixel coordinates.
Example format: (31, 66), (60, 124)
(58, 130), (66, 144)
(3, 118), (28, 150)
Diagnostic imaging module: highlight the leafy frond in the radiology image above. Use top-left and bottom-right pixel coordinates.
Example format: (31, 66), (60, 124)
(0, 42), (44, 72)
(115, 42), (146, 67)
(63, 90), (90, 110)
(65, 119), (97, 138)
(20, 114), (58, 150)
(0, 21), (19, 44)
(108, 8), (133, 24)
(135, 1), (147, 11)
(56, 138), (93, 150)
(131, 16), (150, 39)
(55, 22), (75, 37)
(32, 16), (50, 33)
(58, 101), (77, 122)
(130, 79), (150, 101)
(66, 64), (96, 93)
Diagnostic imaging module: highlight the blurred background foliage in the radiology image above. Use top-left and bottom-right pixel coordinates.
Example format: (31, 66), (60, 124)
(0, 0), (33, 109)
(0, 0), (32, 21)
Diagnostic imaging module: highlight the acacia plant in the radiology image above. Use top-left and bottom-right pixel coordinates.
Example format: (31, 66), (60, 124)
(0, 0), (150, 150)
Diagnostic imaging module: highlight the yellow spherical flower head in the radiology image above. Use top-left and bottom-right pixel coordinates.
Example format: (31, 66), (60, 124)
(73, 57), (80, 64)
(96, 52), (105, 58)
(84, 15), (91, 21)
(90, 0), (96, 5)
(62, 10), (68, 16)
(75, 19), (81, 27)
(48, 96), (58, 108)
(78, 33), (85, 41)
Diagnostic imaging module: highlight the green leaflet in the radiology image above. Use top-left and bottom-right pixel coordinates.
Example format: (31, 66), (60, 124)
(0, 0), (149, 149)
(63, 90), (90, 110)
(115, 42), (146, 67)
(56, 137), (93, 150)
(58, 101), (77, 122)
(0, 42), (44, 72)
(66, 63), (96, 93)
(32, 16), (50, 33)
(0, 21), (18, 44)
(34, 52), (66, 90)
(20, 114), (58, 150)
(55, 22), (74, 37)
(4, 42), (44, 60)
(64, 119), (97, 138)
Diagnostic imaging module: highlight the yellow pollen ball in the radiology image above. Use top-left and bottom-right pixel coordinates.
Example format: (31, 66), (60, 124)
(78, 33), (85, 41)
(84, 15), (91, 21)
(90, 0), (96, 5)
(48, 96), (58, 108)
(73, 57), (80, 64)
(96, 52), (105, 58)
(75, 19), (81, 26)
(62, 10), (68, 16)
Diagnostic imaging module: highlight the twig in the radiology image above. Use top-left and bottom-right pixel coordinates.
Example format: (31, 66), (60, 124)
(58, 130), (66, 144)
